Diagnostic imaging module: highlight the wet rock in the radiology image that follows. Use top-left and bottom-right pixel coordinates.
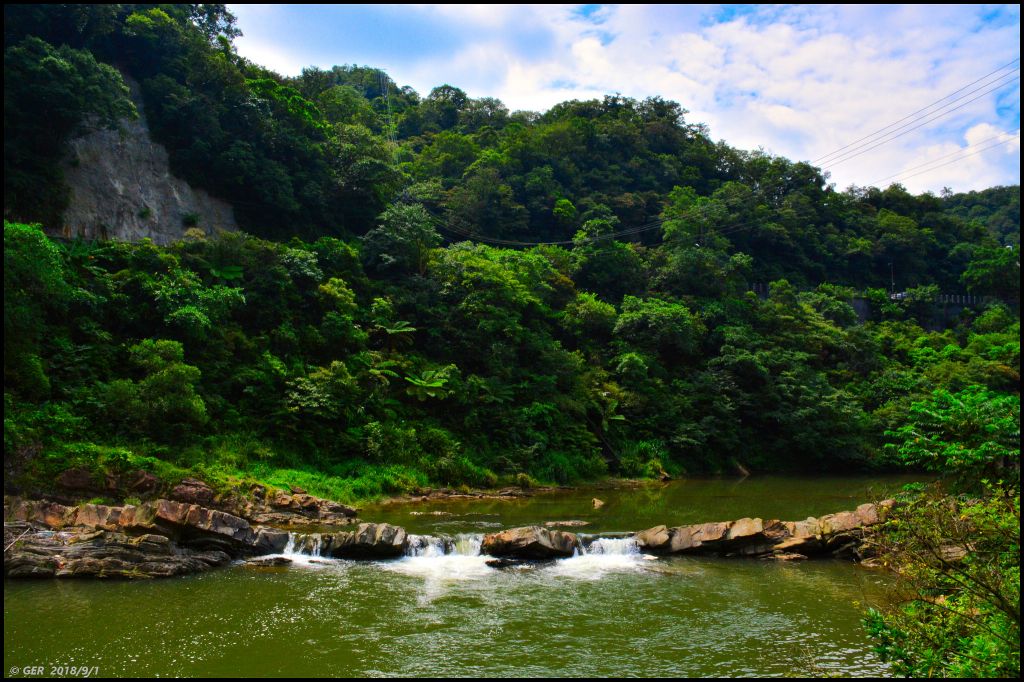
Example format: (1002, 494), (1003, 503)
(592, 498), (605, 509)
(289, 485), (307, 495)
(485, 557), (542, 569)
(544, 520), (590, 528)
(768, 552), (808, 561)
(170, 478), (216, 506)
(254, 528), (290, 554)
(481, 526), (577, 559)
(245, 556), (292, 567)
(328, 523), (409, 559)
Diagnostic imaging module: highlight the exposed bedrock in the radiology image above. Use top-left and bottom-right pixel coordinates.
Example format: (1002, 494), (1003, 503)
(634, 501), (896, 560)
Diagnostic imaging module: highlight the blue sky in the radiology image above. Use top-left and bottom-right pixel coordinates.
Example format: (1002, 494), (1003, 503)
(230, 4), (1020, 194)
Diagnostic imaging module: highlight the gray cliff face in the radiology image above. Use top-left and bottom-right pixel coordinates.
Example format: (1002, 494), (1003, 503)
(56, 82), (237, 244)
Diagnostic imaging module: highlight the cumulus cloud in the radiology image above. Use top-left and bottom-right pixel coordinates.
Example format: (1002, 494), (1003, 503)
(230, 3), (1021, 193)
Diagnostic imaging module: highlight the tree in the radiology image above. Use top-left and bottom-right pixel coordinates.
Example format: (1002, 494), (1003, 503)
(361, 203), (440, 276)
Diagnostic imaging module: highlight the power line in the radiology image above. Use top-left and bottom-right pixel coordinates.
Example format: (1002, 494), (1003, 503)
(821, 72), (1019, 170)
(812, 58), (1020, 165)
(877, 133), (1020, 186)
(869, 129), (1020, 185)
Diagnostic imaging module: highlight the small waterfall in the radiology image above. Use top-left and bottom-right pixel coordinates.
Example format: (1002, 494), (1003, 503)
(282, 532), (328, 564)
(581, 535), (640, 556)
(404, 534), (483, 557)
(549, 534), (646, 579)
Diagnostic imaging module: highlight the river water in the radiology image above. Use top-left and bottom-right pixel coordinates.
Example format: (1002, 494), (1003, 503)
(4, 476), (915, 677)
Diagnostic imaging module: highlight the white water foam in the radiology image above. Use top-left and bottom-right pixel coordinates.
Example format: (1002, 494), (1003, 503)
(384, 534), (493, 580)
(278, 533), (339, 567)
(546, 535), (651, 580)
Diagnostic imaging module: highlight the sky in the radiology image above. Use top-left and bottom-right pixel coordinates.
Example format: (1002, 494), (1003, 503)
(229, 4), (1021, 194)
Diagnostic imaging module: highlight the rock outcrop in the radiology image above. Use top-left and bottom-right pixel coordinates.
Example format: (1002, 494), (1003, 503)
(635, 500), (896, 560)
(481, 526), (578, 559)
(239, 486), (359, 528)
(4, 526), (231, 579)
(5, 497), (275, 579)
(289, 523), (410, 559)
(58, 78), (237, 244)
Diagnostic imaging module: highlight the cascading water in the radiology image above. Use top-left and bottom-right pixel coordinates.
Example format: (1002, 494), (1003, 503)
(549, 534), (649, 579)
(281, 532), (329, 565)
(278, 530), (649, 578)
(387, 533), (491, 580)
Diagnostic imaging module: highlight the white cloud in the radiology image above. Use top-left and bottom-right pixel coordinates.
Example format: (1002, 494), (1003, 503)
(230, 4), (1021, 194)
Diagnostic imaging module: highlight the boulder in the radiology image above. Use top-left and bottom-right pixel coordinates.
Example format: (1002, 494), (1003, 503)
(329, 523), (409, 559)
(56, 467), (96, 492)
(170, 478), (216, 506)
(7, 499), (77, 529)
(125, 470), (160, 494)
(481, 526), (577, 559)
(635, 525), (671, 553)
(117, 499), (256, 549)
(254, 528), (290, 554)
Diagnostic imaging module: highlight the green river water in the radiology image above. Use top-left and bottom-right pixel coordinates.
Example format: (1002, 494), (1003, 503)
(4, 475), (917, 678)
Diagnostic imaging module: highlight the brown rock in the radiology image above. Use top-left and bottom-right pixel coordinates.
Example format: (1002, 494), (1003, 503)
(170, 478), (215, 506)
(56, 468), (96, 491)
(254, 528), (290, 554)
(773, 535), (824, 555)
(126, 470), (160, 494)
(726, 517), (764, 542)
(482, 526), (577, 559)
(329, 523), (409, 559)
(74, 504), (123, 530)
(592, 498), (605, 509)
(636, 525), (671, 553)
(245, 556), (293, 567)
(818, 511), (861, 536)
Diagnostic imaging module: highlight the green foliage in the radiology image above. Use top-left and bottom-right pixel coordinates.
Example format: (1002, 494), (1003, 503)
(4, 36), (135, 224)
(96, 339), (208, 443)
(884, 387), (1020, 489)
(1, 6), (1020, 519)
(865, 487), (1019, 678)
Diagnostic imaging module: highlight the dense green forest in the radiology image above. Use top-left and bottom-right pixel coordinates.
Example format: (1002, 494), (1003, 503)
(3, 5), (1019, 676)
(4, 4), (1019, 499)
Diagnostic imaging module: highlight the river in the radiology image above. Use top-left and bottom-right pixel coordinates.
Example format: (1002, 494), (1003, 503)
(4, 475), (916, 677)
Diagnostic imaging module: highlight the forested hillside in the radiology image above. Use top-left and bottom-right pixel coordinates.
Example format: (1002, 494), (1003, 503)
(4, 4), (1020, 501)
